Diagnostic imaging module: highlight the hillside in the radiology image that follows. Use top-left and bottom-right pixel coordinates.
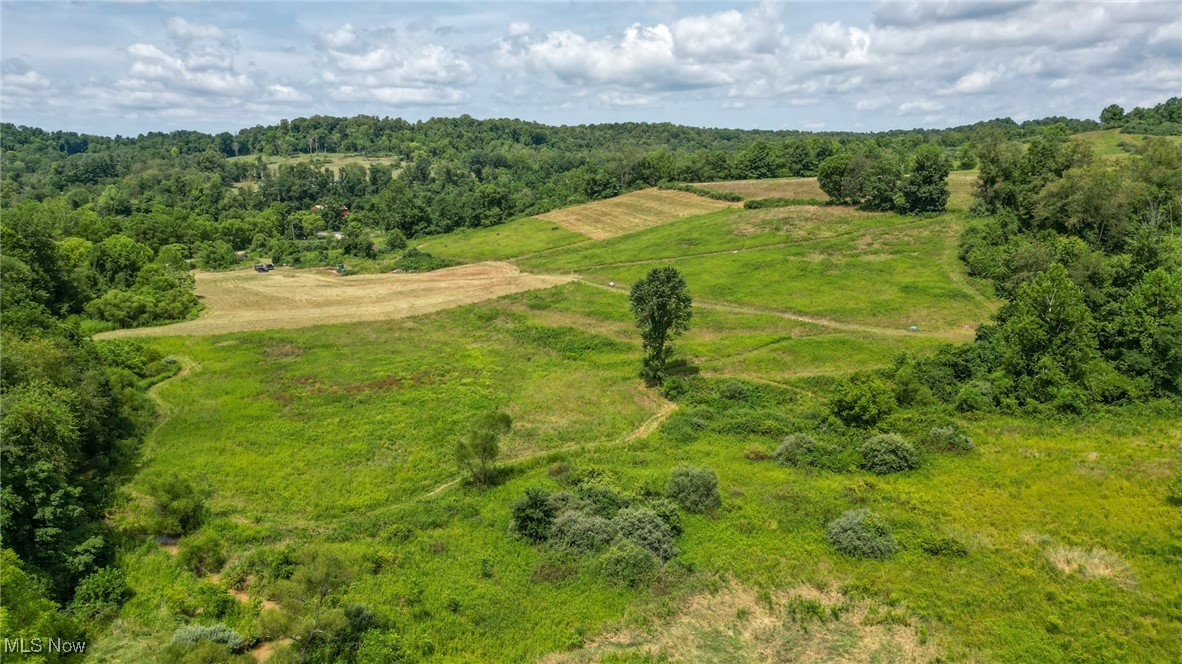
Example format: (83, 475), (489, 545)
(68, 177), (1182, 663)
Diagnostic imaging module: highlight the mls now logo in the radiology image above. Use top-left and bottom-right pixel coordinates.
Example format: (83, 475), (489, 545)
(3, 638), (88, 654)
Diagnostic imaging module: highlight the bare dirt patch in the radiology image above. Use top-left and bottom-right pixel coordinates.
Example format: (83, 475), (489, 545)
(544, 580), (942, 663)
(695, 176), (828, 201)
(535, 188), (735, 239)
(96, 262), (571, 338)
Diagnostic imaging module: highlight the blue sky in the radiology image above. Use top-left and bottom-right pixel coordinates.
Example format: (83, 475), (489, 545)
(2, 1), (1179, 136)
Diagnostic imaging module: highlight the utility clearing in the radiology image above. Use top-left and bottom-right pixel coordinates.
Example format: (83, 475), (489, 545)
(534, 188), (736, 239)
(97, 262), (571, 337)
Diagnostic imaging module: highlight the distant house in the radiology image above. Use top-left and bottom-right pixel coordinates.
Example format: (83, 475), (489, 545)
(340, 207), (350, 218)
(311, 204), (325, 211)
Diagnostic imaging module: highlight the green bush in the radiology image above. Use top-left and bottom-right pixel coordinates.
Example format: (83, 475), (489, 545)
(925, 426), (974, 453)
(648, 498), (683, 537)
(667, 466), (721, 513)
(382, 230), (408, 252)
(70, 567), (130, 620)
(144, 471), (208, 537)
(955, 380), (994, 412)
(830, 374), (896, 427)
(860, 434), (920, 474)
(511, 488), (557, 543)
(550, 510), (617, 554)
(773, 433), (820, 467)
(393, 247), (458, 273)
(177, 531), (227, 575)
(826, 510), (898, 559)
(601, 540), (659, 588)
(1167, 474), (1182, 506)
(612, 507), (677, 561)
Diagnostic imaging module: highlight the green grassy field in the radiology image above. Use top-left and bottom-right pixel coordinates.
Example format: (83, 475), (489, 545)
(94, 178), (1181, 663)
(1071, 129), (1182, 157)
(418, 217), (590, 261)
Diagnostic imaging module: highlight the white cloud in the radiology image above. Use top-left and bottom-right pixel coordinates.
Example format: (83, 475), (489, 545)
(597, 91), (662, 108)
(950, 68), (1002, 94)
(334, 84), (467, 106)
(899, 100), (944, 113)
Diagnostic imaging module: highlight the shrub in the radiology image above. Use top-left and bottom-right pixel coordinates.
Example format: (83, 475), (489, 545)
(178, 531), (227, 575)
(383, 230), (408, 252)
(612, 508), (678, 561)
(511, 488), (557, 543)
(1167, 474), (1182, 506)
(71, 567), (130, 620)
(744, 444), (771, 461)
(860, 434), (920, 475)
(773, 433), (820, 467)
(919, 536), (969, 557)
(601, 540), (659, 588)
(144, 471), (208, 537)
(668, 466), (721, 513)
(925, 426), (974, 453)
(826, 510), (898, 559)
(550, 510), (617, 554)
(830, 374), (896, 427)
(575, 484), (631, 518)
(648, 498), (683, 536)
(169, 623), (245, 650)
(955, 380), (994, 412)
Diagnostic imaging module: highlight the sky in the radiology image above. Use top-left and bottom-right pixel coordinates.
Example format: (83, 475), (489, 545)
(1, 1), (1179, 136)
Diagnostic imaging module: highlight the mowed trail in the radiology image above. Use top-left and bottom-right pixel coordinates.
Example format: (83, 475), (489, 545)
(97, 262), (571, 338)
(535, 188), (736, 239)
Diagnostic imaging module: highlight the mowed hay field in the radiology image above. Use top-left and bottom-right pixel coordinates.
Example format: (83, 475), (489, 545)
(534, 188), (736, 239)
(98, 262), (571, 337)
(695, 176), (828, 200)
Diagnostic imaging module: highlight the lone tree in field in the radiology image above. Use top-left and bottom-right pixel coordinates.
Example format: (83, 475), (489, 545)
(629, 266), (692, 384)
(455, 410), (512, 486)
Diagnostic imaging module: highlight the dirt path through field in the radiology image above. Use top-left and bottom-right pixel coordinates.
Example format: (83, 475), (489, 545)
(96, 262), (571, 338)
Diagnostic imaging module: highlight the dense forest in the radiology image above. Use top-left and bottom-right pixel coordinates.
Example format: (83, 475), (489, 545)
(2, 98), (1181, 656)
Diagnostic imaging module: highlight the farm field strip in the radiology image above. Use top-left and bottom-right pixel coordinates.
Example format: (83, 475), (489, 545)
(528, 212), (936, 272)
(693, 176), (827, 200)
(96, 262), (572, 338)
(534, 188), (737, 239)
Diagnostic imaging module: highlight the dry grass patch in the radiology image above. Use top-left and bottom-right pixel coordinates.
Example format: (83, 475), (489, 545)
(1046, 546), (1136, 589)
(544, 580), (942, 663)
(695, 176), (828, 200)
(535, 189), (735, 239)
(97, 262), (571, 338)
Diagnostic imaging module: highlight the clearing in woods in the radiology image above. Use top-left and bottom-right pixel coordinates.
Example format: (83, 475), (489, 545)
(534, 188), (736, 239)
(96, 262), (571, 338)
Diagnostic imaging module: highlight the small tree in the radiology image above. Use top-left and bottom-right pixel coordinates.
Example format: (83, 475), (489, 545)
(511, 488), (557, 543)
(901, 144), (951, 214)
(1100, 103), (1125, 126)
(455, 411), (511, 486)
(830, 373), (896, 427)
(629, 266), (693, 384)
